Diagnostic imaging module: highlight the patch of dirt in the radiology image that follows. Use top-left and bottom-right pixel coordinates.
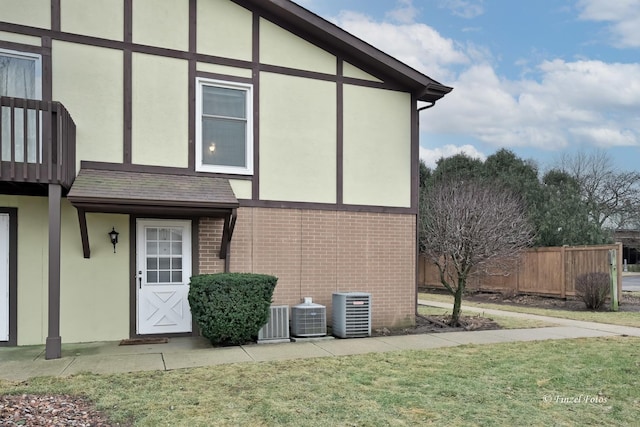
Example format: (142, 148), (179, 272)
(0, 394), (127, 426)
(374, 314), (501, 336)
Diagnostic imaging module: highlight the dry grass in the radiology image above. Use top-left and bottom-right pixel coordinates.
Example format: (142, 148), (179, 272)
(419, 292), (640, 328)
(1, 337), (638, 426)
(418, 305), (556, 329)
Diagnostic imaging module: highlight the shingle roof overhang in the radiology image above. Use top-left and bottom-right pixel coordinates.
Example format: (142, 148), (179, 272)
(67, 168), (239, 259)
(235, 0), (453, 103)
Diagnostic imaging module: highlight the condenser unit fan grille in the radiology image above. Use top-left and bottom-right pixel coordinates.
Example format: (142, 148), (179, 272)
(291, 305), (327, 337)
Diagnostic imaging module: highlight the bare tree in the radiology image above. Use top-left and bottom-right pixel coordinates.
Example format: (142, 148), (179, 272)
(419, 179), (533, 326)
(557, 150), (640, 229)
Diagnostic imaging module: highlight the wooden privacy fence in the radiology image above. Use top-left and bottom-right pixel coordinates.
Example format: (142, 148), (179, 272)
(419, 243), (623, 298)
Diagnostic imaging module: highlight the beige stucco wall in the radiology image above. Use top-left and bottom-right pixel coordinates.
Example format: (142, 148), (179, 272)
(0, 196), (130, 345)
(132, 53), (189, 167)
(52, 41), (124, 168)
(230, 179), (252, 200)
(259, 72), (336, 203)
(260, 18), (336, 75)
(0, 31), (41, 46)
(196, 62), (252, 79)
(197, 0), (252, 61)
(132, 0), (188, 51)
(61, 0), (123, 41)
(343, 85), (411, 207)
(60, 204), (129, 343)
(0, 0), (50, 29)
(343, 61), (383, 83)
(0, 196), (48, 345)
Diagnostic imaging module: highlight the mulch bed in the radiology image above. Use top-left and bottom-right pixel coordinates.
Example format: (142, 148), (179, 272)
(374, 313), (501, 336)
(0, 394), (124, 426)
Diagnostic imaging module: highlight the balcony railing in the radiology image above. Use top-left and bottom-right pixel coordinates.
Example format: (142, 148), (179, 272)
(0, 96), (76, 189)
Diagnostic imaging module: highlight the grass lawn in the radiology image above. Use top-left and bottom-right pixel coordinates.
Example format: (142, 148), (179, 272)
(419, 292), (640, 328)
(418, 305), (555, 329)
(1, 337), (638, 426)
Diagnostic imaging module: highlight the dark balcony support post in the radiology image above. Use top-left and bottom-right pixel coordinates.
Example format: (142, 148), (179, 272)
(45, 183), (62, 360)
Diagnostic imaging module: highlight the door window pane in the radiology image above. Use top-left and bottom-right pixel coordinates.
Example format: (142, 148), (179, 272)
(144, 226), (185, 285)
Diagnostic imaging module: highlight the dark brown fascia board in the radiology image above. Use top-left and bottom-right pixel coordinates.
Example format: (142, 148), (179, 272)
(235, 0), (453, 102)
(69, 198), (238, 211)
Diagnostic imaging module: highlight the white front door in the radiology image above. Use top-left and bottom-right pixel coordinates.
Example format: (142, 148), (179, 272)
(0, 214), (9, 342)
(136, 219), (192, 335)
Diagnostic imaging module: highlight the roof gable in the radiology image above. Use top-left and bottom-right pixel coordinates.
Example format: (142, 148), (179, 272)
(232, 0), (452, 102)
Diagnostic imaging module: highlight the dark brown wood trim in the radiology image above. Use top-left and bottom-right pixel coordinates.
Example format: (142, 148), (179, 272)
(41, 37), (52, 102)
(195, 53), (252, 69)
(124, 0), (133, 43)
(336, 58), (343, 206)
(45, 183), (62, 359)
(79, 160), (253, 180)
(77, 208), (90, 258)
(128, 215), (136, 338)
(223, 210), (237, 272)
(188, 0), (197, 170)
(123, 0), (132, 163)
(239, 199), (417, 215)
(0, 23), (410, 94)
(251, 12), (260, 201)
(123, 50), (132, 164)
(51, 0), (61, 32)
(0, 40), (47, 55)
(0, 208), (18, 347)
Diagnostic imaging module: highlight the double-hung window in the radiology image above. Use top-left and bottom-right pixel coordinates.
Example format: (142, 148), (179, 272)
(195, 78), (253, 175)
(0, 48), (42, 163)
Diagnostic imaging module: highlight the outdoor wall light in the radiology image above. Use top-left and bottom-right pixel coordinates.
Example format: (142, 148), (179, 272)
(108, 227), (119, 253)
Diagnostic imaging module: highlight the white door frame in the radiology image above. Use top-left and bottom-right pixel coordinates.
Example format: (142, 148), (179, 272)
(0, 213), (9, 342)
(135, 219), (192, 335)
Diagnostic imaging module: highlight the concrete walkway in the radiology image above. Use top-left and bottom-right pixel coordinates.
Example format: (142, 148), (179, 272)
(1, 301), (638, 382)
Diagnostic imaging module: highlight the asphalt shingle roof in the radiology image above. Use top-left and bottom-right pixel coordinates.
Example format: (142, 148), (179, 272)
(67, 168), (238, 209)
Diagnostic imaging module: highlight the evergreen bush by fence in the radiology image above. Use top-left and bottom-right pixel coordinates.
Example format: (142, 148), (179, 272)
(188, 273), (277, 345)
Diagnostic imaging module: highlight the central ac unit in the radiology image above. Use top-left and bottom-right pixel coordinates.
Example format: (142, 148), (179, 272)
(258, 305), (290, 343)
(291, 298), (326, 337)
(332, 292), (371, 338)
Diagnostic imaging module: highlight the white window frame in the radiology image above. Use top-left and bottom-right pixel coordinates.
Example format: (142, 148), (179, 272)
(0, 48), (42, 100)
(195, 78), (253, 175)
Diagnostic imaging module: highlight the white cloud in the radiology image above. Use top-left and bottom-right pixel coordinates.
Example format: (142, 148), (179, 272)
(424, 59), (640, 151)
(333, 11), (470, 81)
(420, 144), (487, 168)
(438, 0), (485, 19)
(577, 0), (640, 48)
(386, 0), (420, 24)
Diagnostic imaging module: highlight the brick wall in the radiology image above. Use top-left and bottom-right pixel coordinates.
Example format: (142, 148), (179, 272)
(198, 217), (225, 274)
(217, 207), (416, 328)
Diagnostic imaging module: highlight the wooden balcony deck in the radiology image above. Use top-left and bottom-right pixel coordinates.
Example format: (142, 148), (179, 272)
(0, 96), (76, 190)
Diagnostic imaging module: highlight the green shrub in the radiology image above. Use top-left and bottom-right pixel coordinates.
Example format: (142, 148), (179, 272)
(188, 273), (277, 345)
(575, 272), (610, 310)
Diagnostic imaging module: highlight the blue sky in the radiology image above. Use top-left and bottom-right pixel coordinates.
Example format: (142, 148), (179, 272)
(293, 0), (640, 172)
